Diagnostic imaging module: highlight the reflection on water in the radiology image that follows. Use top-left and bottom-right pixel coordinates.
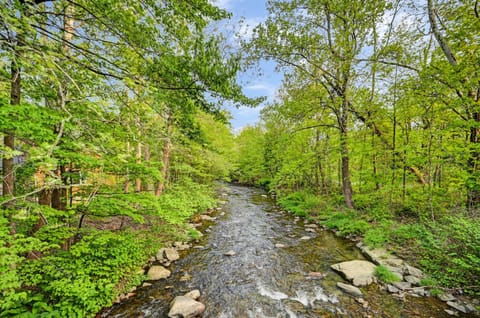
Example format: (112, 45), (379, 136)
(102, 185), (458, 318)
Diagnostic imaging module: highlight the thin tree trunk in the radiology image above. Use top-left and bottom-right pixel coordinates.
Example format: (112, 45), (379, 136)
(3, 45), (21, 202)
(124, 141), (130, 193)
(340, 129), (354, 208)
(142, 143), (151, 192)
(135, 142), (142, 192)
(155, 115), (173, 196)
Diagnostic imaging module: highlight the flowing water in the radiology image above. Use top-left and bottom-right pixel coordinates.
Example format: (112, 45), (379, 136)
(102, 185), (460, 318)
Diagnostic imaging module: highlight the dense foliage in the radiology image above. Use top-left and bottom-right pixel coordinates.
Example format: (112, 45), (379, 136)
(0, 0), (246, 316)
(236, 0), (480, 295)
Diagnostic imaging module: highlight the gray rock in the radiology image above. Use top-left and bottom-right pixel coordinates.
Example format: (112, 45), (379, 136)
(331, 260), (377, 287)
(465, 303), (477, 314)
(168, 296), (205, 318)
(164, 248), (180, 262)
(147, 266), (171, 280)
(300, 236), (312, 240)
(444, 309), (457, 316)
(410, 287), (427, 296)
(447, 301), (468, 314)
(275, 243), (286, 248)
(305, 224), (318, 228)
(184, 290), (201, 300)
(360, 246), (404, 267)
(337, 282), (363, 297)
(404, 275), (421, 285)
(224, 250), (236, 256)
(438, 293), (456, 302)
(385, 265), (404, 275)
(387, 284), (400, 293)
(392, 281), (412, 291)
(404, 265), (424, 278)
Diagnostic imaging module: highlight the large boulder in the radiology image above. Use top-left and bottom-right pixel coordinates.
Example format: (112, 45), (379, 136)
(168, 296), (205, 318)
(331, 260), (377, 287)
(147, 265), (171, 280)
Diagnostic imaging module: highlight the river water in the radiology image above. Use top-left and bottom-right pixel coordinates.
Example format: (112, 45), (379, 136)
(102, 185), (459, 318)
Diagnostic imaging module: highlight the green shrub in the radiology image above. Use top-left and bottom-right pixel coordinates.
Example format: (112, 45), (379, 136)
(375, 265), (401, 284)
(277, 191), (322, 217)
(323, 212), (369, 236)
(19, 230), (147, 317)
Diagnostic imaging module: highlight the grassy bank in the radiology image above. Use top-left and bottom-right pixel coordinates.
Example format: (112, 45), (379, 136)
(276, 190), (480, 297)
(0, 181), (217, 317)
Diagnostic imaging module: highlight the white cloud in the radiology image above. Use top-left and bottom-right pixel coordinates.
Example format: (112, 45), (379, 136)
(211, 0), (234, 10)
(245, 81), (278, 101)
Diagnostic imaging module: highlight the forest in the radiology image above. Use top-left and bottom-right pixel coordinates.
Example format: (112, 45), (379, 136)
(0, 0), (479, 317)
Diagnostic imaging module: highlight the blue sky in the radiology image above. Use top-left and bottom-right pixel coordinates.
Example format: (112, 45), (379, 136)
(212, 0), (284, 132)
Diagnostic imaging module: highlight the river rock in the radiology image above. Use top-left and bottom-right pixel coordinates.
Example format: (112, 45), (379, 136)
(392, 281), (411, 291)
(410, 287), (428, 297)
(300, 236), (312, 240)
(200, 214), (216, 221)
(305, 224), (318, 228)
(147, 265), (171, 280)
(275, 243), (286, 248)
(387, 284), (400, 293)
(404, 275), (421, 285)
(307, 272), (325, 279)
(438, 293), (456, 302)
(360, 246), (404, 267)
(224, 250), (236, 256)
(184, 290), (201, 300)
(164, 248), (180, 262)
(404, 265), (424, 278)
(168, 296), (205, 318)
(337, 282), (363, 297)
(331, 260), (377, 287)
(174, 242), (191, 251)
(447, 301), (469, 314)
(305, 228), (316, 233)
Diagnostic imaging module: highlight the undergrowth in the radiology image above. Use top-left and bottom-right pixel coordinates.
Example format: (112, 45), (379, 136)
(0, 181), (218, 317)
(275, 190), (480, 296)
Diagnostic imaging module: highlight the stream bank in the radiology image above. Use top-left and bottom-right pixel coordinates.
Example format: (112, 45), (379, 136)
(102, 185), (472, 317)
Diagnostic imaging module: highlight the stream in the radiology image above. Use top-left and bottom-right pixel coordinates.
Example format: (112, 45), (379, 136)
(102, 185), (460, 317)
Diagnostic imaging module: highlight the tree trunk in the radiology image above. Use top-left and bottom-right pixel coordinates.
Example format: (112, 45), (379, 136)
(135, 142), (142, 192)
(2, 49), (21, 202)
(51, 4), (75, 211)
(467, 113), (480, 211)
(142, 144), (151, 192)
(155, 138), (171, 196)
(51, 165), (67, 210)
(38, 189), (51, 206)
(155, 115), (173, 196)
(340, 129), (354, 208)
(124, 141), (130, 193)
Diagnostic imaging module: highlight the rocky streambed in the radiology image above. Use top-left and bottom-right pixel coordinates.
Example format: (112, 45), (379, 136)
(102, 185), (476, 317)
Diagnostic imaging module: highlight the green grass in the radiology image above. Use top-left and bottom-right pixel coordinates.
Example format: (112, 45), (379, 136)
(375, 265), (401, 284)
